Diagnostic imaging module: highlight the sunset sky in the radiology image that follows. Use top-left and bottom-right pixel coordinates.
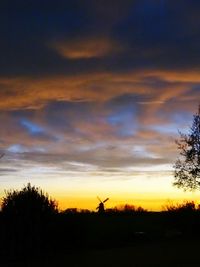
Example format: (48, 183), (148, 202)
(1, 0), (200, 211)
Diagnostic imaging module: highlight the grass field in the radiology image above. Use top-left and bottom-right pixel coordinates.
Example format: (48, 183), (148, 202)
(2, 211), (200, 267)
(4, 238), (200, 267)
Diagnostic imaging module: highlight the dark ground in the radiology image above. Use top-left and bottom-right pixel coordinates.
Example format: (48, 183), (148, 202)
(3, 238), (200, 267)
(1, 211), (200, 267)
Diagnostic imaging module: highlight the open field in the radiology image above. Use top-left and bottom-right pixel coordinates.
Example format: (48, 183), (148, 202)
(3, 238), (200, 267)
(1, 211), (200, 267)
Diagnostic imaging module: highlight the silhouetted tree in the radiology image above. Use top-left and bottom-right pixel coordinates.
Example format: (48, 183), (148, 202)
(1, 183), (58, 257)
(1, 183), (58, 217)
(164, 201), (196, 213)
(174, 106), (200, 191)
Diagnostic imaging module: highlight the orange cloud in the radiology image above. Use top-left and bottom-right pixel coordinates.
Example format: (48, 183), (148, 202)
(148, 70), (200, 83)
(0, 69), (198, 113)
(51, 37), (122, 59)
(0, 72), (149, 110)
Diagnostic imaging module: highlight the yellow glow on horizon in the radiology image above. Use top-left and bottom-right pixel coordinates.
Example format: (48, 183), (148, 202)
(1, 172), (200, 212)
(56, 191), (200, 212)
(46, 173), (200, 212)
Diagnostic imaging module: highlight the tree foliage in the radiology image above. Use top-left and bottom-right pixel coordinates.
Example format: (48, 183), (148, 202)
(1, 183), (58, 218)
(0, 184), (58, 258)
(174, 106), (200, 191)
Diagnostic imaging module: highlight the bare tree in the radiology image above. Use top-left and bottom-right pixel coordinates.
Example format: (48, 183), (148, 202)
(174, 106), (200, 191)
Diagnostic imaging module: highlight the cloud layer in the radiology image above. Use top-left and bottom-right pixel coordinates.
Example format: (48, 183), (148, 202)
(0, 0), (200, 188)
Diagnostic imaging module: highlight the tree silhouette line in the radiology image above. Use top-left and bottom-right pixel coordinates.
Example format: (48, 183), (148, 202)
(1, 183), (200, 262)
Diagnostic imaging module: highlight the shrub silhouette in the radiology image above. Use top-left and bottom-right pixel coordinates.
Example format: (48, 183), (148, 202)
(111, 204), (147, 214)
(164, 201), (200, 235)
(1, 183), (58, 258)
(1, 183), (57, 217)
(164, 201), (196, 213)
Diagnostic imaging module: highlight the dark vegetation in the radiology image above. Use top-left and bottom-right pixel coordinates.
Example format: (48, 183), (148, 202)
(1, 184), (200, 266)
(174, 106), (200, 190)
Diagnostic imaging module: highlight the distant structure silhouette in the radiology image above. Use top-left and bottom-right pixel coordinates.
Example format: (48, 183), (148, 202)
(0, 153), (4, 159)
(96, 197), (109, 213)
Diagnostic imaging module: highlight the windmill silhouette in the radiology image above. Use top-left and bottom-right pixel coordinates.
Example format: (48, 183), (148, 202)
(96, 197), (109, 213)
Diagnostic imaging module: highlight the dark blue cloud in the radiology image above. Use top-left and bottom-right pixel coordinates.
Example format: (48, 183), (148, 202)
(1, 0), (200, 77)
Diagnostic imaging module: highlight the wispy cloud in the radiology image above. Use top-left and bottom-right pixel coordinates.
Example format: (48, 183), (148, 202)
(51, 37), (122, 59)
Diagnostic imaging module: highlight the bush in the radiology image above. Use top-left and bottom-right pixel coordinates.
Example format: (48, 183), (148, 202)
(1, 183), (58, 258)
(163, 201), (200, 235)
(1, 183), (58, 217)
(113, 204), (147, 214)
(164, 201), (196, 213)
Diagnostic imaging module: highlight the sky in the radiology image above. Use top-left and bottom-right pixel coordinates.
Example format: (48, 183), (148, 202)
(1, 0), (200, 211)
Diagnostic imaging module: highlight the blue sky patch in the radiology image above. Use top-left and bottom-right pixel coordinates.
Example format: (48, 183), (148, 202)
(21, 119), (44, 135)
